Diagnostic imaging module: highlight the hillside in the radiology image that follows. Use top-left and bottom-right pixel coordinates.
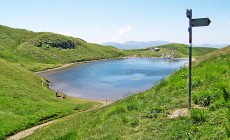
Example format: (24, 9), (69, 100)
(0, 59), (101, 139)
(124, 43), (217, 58)
(0, 25), (222, 139)
(0, 26), (217, 72)
(0, 25), (124, 139)
(26, 46), (230, 139)
(0, 25), (124, 71)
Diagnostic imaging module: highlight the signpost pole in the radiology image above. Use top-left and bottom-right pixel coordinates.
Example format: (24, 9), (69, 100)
(188, 16), (192, 109)
(187, 9), (192, 109)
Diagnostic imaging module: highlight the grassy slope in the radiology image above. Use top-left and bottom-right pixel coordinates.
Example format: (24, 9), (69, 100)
(0, 25), (216, 72)
(26, 46), (230, 140)
(0, 25), (220, 139)
(0, 59), (100, 139)
(0, 25), (118, 139)
(124, 43), (217, 58)
(0, 25), (124, 72)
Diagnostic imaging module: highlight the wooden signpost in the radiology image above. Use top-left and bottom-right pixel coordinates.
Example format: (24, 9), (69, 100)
(186, 9), (211, 109)
(192, 18), (211, 27)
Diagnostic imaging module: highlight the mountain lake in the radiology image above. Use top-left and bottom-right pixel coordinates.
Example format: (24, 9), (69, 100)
(38, 58), (188, 100)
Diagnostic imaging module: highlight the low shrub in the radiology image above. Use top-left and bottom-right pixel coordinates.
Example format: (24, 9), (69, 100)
(222, 88), (229, 102)
(209, 99), (225, 111)
(190, 109), (207, 123)
(192, 91), (213, 107)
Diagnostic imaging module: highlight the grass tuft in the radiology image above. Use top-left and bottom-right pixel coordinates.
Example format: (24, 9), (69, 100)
(190, 109), (207, 123)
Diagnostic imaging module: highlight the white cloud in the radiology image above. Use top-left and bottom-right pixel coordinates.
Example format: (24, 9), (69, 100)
(108, 24), (133, 43)
(117, 25), (132, 35)
(227, 21), (230, 24)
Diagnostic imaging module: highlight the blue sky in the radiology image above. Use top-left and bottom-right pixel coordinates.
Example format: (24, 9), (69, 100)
(0, 0), (229, 45)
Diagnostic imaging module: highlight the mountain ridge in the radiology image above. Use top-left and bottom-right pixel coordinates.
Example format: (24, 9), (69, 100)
(103, 41), (229, 49)
(102, 40), (170, 49)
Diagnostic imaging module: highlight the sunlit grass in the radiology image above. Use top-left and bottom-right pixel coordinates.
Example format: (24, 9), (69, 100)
(0, 59), (101, 139)
(26, 46), (229, 140)
(0, 25), (225, 139)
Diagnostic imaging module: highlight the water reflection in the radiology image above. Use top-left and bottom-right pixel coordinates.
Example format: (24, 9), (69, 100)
(38, 58), (188, 100)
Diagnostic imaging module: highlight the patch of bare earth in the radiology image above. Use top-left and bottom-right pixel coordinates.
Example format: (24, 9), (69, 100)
(168, 108), (188, 119)
(168, 105), (205, 119)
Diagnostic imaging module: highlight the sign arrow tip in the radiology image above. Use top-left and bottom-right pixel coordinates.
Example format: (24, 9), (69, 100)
(208, 18), (211, 25)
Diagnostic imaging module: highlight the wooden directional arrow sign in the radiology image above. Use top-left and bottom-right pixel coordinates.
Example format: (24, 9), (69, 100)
(191, 18), (211, 27)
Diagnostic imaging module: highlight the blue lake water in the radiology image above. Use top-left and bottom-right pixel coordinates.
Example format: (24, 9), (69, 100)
(38, 58), (188, 100)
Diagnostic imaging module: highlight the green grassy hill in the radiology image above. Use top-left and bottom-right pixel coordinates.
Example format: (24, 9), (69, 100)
(26, 46), (230, 139)
(124, 43), (217, 58)
(0, 25), (123, 71)
(0, 25), (217, 72)
(0, 25), (123, 139)
(0, 25), (223, 139)
(0, 59), (100, 139)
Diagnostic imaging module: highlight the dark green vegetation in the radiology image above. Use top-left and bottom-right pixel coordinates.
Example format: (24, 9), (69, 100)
(26, 46), (230, 139)
(0, 25), (123, 72)
(124, 43), (217, 58)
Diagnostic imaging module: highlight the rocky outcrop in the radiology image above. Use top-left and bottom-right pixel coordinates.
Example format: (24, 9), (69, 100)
(36, 40), (76, 49)
(161, 49), (175, 59)
(150, 47), (160, 52)
(161, 53), (175, 59)
(29, 33), (80, 49)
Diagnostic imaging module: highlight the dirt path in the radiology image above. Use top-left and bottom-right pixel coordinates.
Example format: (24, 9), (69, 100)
(7, 100), (113, 140)
(7, 121), (55, 140)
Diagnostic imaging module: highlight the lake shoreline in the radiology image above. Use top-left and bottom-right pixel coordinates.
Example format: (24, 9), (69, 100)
(35, 56), (189, 74)
(35, 57), (131, 103)
(35, 57), (126, 74)
(36, 57), (189, 102)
